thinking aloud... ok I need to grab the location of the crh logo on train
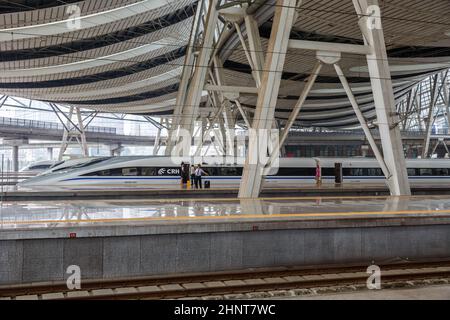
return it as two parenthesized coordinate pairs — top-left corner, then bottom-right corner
(158, 168), (179, 175)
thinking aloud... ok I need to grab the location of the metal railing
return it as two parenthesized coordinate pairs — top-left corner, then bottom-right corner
(286, 128), (450, 137)
(0, 116), (116, 134)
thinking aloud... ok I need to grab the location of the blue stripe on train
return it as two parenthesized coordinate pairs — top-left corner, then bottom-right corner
(62, 176), (450, 182)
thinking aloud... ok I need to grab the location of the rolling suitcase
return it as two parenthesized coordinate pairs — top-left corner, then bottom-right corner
(204, 180), (210, 189)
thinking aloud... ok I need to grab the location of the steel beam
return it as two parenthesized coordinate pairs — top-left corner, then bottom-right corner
(235, 99), (251, 128)
(204, 84), (258, 94)
(265, 61), (322, 168)
(244, 14), (265, 87)
(288, 39), (372, 55)
(334, 63), (390, 177)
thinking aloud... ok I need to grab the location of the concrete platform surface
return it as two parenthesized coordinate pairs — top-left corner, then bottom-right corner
(1, 195), (450, 240)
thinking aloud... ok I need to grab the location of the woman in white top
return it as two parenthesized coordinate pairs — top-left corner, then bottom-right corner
(194, 164), (208, 189)
(190, 165), (196, 188)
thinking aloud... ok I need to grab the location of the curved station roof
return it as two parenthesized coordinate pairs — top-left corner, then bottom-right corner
(0, 0), (449, 128)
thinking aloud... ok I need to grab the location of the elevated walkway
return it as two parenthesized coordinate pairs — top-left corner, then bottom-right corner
(0, 116), (154, 146)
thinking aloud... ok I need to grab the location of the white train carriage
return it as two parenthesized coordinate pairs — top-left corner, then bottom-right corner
(18, 156), (450, 188)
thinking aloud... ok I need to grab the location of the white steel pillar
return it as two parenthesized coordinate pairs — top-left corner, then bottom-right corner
(172, 0), (219, 156)
(166, 0), (205, 155)
(238, 0), (300, 198)
(353, 0), (410, 195)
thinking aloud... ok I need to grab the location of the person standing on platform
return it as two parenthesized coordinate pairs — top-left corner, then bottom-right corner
(194, 164), (208, 189)
(190, 165), (197, 189)
(315, 159), (322, 186)
(180, 162), (189, 188)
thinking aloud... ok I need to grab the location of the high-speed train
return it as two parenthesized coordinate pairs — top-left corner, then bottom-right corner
(17, 156), (450, 188)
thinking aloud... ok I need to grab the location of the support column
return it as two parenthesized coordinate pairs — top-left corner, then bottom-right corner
(110, 143), (122, 157)
(171, 0), (219, 156)
(353, 0), (410, 195)
(12, 145), (19, 172)
(47, 147), (54, 160)
(239, 0), (299, 198)
(166, 0), (204, 155)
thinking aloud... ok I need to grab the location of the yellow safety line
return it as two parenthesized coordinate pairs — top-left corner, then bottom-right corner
(4, 208), (450, 226)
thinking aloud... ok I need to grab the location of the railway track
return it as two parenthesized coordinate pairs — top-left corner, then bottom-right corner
(1, 261), (450, 300)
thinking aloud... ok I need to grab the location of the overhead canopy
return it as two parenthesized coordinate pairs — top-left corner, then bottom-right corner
(0, 0), (449, 128)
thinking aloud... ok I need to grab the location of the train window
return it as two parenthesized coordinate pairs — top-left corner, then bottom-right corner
(122, 168), (138, 176)
(432, 168), (449, 176)
(74, 157), (110, 169)
(97, 169), (111, 176)
(276, 168), (315, 176)
(204, 167), (217, 176)
(407, 168), (417, 176)
(28, 164), (52, 170)
(141, 167), (156, 176)
(367, 168), (383, 176)
(82, 167), (127, 176)
(343, 168), (365, 176)
(419, 168), (432, 176)
(322, 168), (335, 176)
(220, 167), (239, 176)
(49, 161), (64, 169)
(83, 169), (109, 176)
(109, 168), (123, 176)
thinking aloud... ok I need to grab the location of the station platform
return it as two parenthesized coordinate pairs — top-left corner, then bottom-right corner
(1, 195), (450, 285)
(3, 182), (450, 201)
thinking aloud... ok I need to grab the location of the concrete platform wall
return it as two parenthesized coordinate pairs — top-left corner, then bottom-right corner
(1, 224), (450, 285)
